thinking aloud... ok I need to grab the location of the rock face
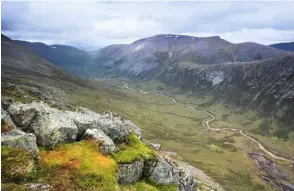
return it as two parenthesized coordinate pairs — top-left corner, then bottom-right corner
(7, 102), (78, 148)
(117, 160), (144, 184)
(82, 128), (117, 154)
(160, 56), (294, 139)
(1, 129), (39, 158)
(249, 152), (294, 191)
(148, 158), (181, 185)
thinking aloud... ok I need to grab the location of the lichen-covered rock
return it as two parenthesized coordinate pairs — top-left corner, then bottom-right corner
(1, 107), (17, 132)
(103, 110), (142, 139)
(82, 128), (117, 154)
(66, 109), (102, 138)
(67, 108), (141, 143)
(148, 158), (180, 185)
(117, 160), (144, 184)
(8, 102), (78, 148)
(179, 172), (197, 191)
(1, 129), (39, 158)
(25, 183), (52, 191)
(1, 146), (34, 182)
(28, 107), (78, 148)
(7, 103), (39, 131)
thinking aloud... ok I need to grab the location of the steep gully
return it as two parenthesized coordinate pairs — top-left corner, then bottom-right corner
(124, 83), (294, 163)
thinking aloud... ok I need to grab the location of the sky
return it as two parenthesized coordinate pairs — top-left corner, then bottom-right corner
(2, 1), (294, 50)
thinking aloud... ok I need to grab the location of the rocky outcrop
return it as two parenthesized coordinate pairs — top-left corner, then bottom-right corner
(117, 160), (144, 184)
(148, 157), (181, 185)
(2, 101), (198, 190)
(7, 102), (78, 148)
(82, 128), (117, 154)
(1, 129), (39, 158)
(249, 152), (294, 191)
(67, 109), (141, 143)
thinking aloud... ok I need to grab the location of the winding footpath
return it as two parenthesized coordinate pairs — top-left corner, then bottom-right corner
(124, 83), (294, 163)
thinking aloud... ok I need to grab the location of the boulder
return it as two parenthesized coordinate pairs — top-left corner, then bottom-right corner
(28, 107), (78, 148)
(8, 102), (78, 148)
(117, 160), (144, 184)
(1, 129), (39, 158)
(148, 157), (180, 185)
(66, 109), (102, 138)
(103, 111), (142, 139)
(179, 172), (197, 191)
(25, 183), (52, 191)
(82, 128), (117, 154)
(67, 108), (141, 143)
(1, 107), (17, 132)
(7, 103), (39, 131)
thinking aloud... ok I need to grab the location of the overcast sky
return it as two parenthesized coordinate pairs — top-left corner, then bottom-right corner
(2, 1), (294, 50)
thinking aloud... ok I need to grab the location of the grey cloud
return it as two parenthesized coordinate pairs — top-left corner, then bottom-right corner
(2, 1), (294, 49)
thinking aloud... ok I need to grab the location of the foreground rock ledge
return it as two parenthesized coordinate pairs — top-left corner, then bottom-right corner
(2, 101), (198, 190)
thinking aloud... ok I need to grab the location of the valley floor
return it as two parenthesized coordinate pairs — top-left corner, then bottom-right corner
(67, 78), (294, 191)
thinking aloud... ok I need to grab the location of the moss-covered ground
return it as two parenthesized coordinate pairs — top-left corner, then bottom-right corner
(114, 132), (156, 164)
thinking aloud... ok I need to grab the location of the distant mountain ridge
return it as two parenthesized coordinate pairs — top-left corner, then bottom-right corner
(89, 34), (293, 78)
(270, 42), (294, 52)
(6, 37), (92, 76)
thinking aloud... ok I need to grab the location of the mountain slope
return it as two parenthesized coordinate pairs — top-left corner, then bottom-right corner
(11, 38), (92, 76)
(159, 56), (294, 139)
(90, 34), (293, 78)
(270, 42), (294, 52)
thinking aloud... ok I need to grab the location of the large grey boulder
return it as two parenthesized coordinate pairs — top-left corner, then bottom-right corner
(148, 158), (181, 185)
(146, 156), (197, 191)
(1, 129), (39, 158)
(7, 103), (39, 131)
(28, 107), (78, 148)
(103, 111), (142, 139)
(179, 172), (197, 191)
(66, 108), (102, 138)
(117, 160), (144, 184)
(82, 128), (117, 154)
(67, 108), (141, 143)
(1, 107), (17, 131)
(7, 102), (78, 148)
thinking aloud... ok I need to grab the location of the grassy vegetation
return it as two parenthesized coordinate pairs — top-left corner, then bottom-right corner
(1, 146), (34, 183)
(66, 82), (276, 191)
(33, 140), (118, 191)
(114, 133), (156, 164)
(2, 75), (292, 190)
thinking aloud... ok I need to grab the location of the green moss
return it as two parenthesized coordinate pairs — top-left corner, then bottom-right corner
(1, 146), (34, 183)
(113, 133), (156, 163)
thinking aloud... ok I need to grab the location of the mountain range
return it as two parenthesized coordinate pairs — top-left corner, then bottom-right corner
(2, 34), (294, 140)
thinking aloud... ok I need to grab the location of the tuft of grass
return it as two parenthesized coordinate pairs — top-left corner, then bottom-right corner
(1, 146), (34, 183)
(33, 140), (118, 191)
(114, 133), (156, 164)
